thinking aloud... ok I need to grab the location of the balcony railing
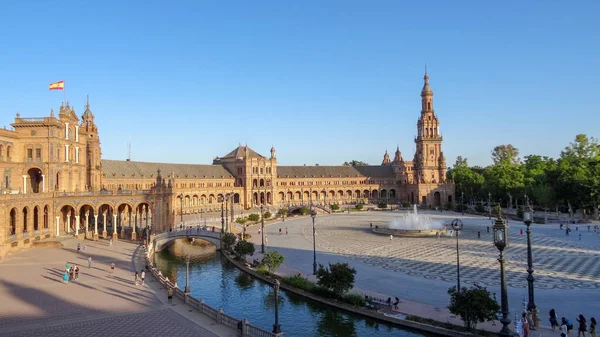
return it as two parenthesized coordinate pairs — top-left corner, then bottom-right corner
(18, 117), (46, 123)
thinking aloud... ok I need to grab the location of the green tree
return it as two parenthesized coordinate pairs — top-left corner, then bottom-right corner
(316, 263), (357, 297)
(234, 240), (255, 261)
(329, 203), (340, 211)
(448, 156), (485, 204)
(342, 160), (368, 166)
(278, 208), (288, 217)
(235, 217), (247, 224)
(248, 213), (260, 222)
(447, 285), (500, 331)
(263, 211), (272, 220)
(222, 232), (236, 251)
(377, 201), (387, 209)
(298, 207), (310, 215)
(354, 203), (364, 210)
(261, 250), (284, 273)
(491, 144), (520, 166)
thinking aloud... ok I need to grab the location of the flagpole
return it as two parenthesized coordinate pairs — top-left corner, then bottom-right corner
(63, 81), (66, 105)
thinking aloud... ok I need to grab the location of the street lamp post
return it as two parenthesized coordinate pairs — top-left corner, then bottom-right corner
(488, 192), (492, 219)
(220, 196), (224, 233)
(184, 255), (191, 302)
(311, 210), (317, 274)
(493, 215), (512, 336)
(225, 194), (229, 233)
(179, 193), (184, 227)
(451, 219), (463, 290)
(272, 279), (282, 333)
(261, 204), (265, 254)
(523, 205), (538, 328)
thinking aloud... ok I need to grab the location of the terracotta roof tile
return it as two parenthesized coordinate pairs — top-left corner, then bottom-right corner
(101, 160), (233, 179)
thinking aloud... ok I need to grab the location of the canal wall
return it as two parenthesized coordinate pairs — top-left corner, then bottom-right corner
(146, 240), (283, 337)
(221, 251), (478, 337)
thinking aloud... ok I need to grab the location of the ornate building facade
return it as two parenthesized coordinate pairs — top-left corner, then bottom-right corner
(0, 73), (453, 258)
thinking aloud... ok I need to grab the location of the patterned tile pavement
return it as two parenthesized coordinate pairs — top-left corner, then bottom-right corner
(0, 238), (235, 337)
(301, 213), (600, 290)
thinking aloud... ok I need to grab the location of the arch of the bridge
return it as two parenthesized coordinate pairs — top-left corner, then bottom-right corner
(154, 233), (221, 252)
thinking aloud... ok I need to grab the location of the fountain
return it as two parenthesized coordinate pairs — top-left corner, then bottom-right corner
(373, 205), (442, 237)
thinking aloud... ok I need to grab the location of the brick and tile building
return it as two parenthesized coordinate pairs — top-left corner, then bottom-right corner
(0, 73), (453, 258)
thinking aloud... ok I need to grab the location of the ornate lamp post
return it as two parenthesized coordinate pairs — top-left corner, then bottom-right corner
(225, 194), (229, 233)
(493, 215), (512, 336)
(272, 279), (282, 333)
(311, 210), (317, 275)
(260, 204), (265, 253)
(179, 193), (184, 227)
(523, 205), (538, 328)
(184, 255), (191, 299)
(451, 219), (463, 290)
(488, 192), (492, 219)
(220, 196), (224, 233)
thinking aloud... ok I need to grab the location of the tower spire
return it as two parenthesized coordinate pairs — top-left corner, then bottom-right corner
(86, 94), (90, 109)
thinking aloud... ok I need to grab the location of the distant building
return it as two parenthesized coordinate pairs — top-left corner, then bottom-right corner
(0, 73), (453, 258)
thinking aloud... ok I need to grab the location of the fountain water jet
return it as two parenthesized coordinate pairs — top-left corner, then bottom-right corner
(373, 205), (443, 237)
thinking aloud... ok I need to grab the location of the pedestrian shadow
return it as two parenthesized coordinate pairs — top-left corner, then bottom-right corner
(41, 275), (64, 284)
(106, 274), (136, 285)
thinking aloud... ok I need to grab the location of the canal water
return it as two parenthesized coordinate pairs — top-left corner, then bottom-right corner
(154, 239), (430, 337)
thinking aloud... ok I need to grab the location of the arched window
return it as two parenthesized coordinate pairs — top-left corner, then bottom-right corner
(6, 146), (11, 158)
(428, 102), (431, 110)
(23, 207), (28, 232)
(10, 208), (16, 235)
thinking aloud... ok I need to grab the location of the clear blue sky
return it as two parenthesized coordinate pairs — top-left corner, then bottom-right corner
(1, 1), (598, 167)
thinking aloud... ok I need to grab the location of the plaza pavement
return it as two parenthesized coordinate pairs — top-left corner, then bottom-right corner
(244, 210), (600, 334)
(0, 237), (238, 337)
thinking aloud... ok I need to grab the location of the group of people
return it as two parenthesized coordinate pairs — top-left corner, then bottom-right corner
(546, 309), (596, 337)
(62, 263), (79, 283)
(134, 269), (146, 285)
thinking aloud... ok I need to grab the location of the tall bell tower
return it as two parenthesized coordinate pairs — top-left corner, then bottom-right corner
(414, 68), (445, 185)
(81, 96), (102, 191)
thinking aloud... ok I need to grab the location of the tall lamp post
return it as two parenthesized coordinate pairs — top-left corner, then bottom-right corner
(260, 204), (265, 254)
(225, 194), (229, 233)
(220, 196), (224, 233)
(272, 279), (282, 333)
(493, 215), (512, 336)
(311, 210), (317, 274)
(523, 205), (538, 328)
(179, 193), (184, 228)
(451, 219), (463, 290)
(488, 192), (492, 219)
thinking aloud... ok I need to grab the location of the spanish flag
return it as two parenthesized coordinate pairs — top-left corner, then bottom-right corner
(49, 81), (64, 90)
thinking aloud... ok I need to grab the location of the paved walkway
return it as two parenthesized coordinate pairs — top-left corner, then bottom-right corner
(244, 212), (590, 336)
(0, 237), (238, 337)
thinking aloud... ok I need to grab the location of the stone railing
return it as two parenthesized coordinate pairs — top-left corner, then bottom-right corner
(145, 243), (282, 337)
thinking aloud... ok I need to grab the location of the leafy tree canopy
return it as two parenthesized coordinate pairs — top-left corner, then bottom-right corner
(343, 160), (368, 166)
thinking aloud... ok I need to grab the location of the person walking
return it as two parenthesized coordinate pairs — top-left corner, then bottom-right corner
(63, 270), (69, 284)
(83, 244), (87, 253)
(77, 243), (81, 253)
(521, 312), (530, 337)
(167, 287), (174, 303)
(577, 314), (587, 337)
(109, 238), (113, 247)
(140, 270), (145, 285)
(286, 227), (288, 235)
(134, 272), (139, 285)
(69, 266), (74, 281)
(74, 265), (79, 280)
(590, 318), (596, 337)
(550, 309), (559, 330)
(88, 256), (92, 269)
(110, 262), (115, 273)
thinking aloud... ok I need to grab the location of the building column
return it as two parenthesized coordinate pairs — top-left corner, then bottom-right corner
(65, 122), (69, 140)
(85, 214), (89, 234)
(65, 145), (69, 163)
(93, 212), (98, 241)
(131, 213), (137, 241)
(22, 175), (27, 194)
(66, 214), (71, 233)
(75, 125), (79, 142)
(75, 215), (80, 236)
(55, 216), (60, 236)
(102, 212), (107, 239)
(41, 174), (45, 193)
(112, 214), (118, 241)
(75, 147), (79, 164)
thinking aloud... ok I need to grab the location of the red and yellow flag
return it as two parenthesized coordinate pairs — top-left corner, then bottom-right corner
(49, 81), (64, 90)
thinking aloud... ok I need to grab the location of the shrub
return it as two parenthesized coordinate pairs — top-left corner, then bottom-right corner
(455, 204), (468, 212)
(263, 211), (272, 220)
(329, 203), (340, 211)
(261, 250), (284, 273)
(342, 292), (366, 307)
(401, 202), (411, 208)
(281, 275), (315, 292)
(236, 217), (247, 224)
(377, 201), (387, 209)
(355, 203), (364, 210)
(316, 262), (357, 296)
(278, 208), (288, 217)
(248, 213), (260, 222)
(222, 232), (236, 251)
(444, 203), (453, 210)
(447, 285), (500, 331)
(475, 204), (485, 213)
(299, 207), (310, 215)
